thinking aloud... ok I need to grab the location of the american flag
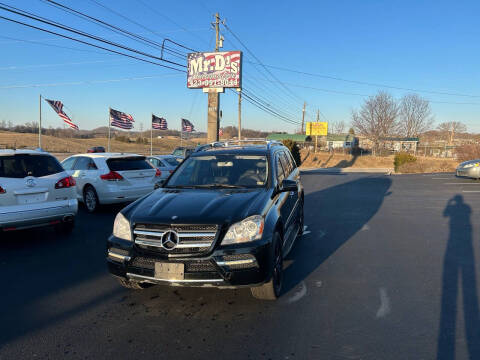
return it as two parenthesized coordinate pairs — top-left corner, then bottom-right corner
(219, 128), (224, 136)
(44, 99), (79, 130)
(181, 118), (194, 132)
(110, 108), (134, 130)
(152, 115), (167, 130)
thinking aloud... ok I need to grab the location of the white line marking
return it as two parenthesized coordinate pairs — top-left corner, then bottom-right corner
(376, 287), (391, 318)
(431, 177), (452, 179)
(463, 190), (480, 193)
(444, 183), (480, 185)
(286, 281), (307, 304)
(361, 224), (370, 231)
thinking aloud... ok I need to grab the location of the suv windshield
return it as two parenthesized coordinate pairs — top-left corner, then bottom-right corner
(166, 154), (268, 188)
(0, 154), (64, 178)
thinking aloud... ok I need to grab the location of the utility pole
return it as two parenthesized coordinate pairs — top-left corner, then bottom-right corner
(315, 109), (320, 153)
(301, 101), (306, 134)
(39, 94), (42, 149)
(207, 13), (224, 143)
(238, 89), (242, 140)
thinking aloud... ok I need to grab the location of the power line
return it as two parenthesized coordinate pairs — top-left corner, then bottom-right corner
(0, 73), (183, 89)
(249, 62), (480, 99)
(0, 15), (186, 72)
(0, 3), (186, 69)
(43, 0), (188, 61)
(222, 23), (304, 103)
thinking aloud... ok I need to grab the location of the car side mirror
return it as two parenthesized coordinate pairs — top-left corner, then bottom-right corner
(280, 179), (297, 193)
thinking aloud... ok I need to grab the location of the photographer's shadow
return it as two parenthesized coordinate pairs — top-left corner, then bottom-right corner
(437, 195), (480, 359)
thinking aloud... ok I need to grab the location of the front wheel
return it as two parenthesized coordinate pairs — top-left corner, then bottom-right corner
(251, 232), (283, 300)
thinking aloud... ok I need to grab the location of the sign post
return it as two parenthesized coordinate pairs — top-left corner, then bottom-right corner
(306, 122), (328, 153)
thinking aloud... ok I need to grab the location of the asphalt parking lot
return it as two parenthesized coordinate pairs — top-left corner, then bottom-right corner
(1, 172), (480, 359)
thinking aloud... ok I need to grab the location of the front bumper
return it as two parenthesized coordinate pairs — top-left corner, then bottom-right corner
(456, 166), (480, 179)
(107, 235), (273, 288)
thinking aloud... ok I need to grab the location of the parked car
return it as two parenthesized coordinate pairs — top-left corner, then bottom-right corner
(61, 153), (161, 212)
(171, 147), (194, 158)
(87, 146), (106, 153)
(456, 160), (480, 179)
(147, 155), (182, 179)
(107, 141), (304, 300)
(0, 149), (77, 232)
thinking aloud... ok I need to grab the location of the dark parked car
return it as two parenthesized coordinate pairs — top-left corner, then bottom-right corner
(107, 141), (304, 299)
(87, 146), (106, 153)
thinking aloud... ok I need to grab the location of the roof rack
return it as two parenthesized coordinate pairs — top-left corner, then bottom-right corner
(193, 139), (284, 153)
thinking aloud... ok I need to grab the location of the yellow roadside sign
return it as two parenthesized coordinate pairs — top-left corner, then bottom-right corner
(306, 122), (328, 136)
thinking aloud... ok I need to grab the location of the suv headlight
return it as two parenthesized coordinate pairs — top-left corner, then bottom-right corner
(464, 163), (479, 168)
(113, 212), (132, 241)
(222, 215), (264, 245)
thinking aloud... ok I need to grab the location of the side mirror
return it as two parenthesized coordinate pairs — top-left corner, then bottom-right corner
(280, 179), (297, 193)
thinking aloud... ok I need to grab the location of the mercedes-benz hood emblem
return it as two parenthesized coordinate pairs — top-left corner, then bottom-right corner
(161, 230), (179, 250)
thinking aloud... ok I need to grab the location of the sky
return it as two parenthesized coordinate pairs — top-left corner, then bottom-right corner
(0, 0), (479, 134)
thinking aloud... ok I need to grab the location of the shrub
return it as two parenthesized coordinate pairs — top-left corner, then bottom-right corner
(115, 135), (130, 143)
(394, 152), (417, 172)
(455, 144), (480, 162)
(282, 139), (301, 166)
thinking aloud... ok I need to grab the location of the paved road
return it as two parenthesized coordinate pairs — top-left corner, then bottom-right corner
(1, 173), (480, 359)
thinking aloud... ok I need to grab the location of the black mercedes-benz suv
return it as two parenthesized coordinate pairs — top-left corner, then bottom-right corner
(107, 141), (304, 299)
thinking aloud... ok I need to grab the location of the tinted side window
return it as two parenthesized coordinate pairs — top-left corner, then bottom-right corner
(61, 157), (77, 170)
(73, 157), (91, 170)
(276, 155), (285, 183)
(286, 150), (297, 169)
(107, 157), (153, 171)
(279, 152), (291, 177)
(0, 154), (63, 178)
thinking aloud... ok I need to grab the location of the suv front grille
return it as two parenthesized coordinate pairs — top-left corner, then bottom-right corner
(133, 224), (218, 255)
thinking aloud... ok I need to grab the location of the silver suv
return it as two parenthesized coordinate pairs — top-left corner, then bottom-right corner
(0, 149), (78, 232)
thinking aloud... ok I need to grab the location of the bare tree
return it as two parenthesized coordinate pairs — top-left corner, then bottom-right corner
(352, 91), (399, 153)
(437, 121), (467, 145)
(329, 120), (346, 134)
(398, 94), (434, 137)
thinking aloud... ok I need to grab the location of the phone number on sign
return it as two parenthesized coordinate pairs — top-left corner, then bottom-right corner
(190, 79), (240, 87)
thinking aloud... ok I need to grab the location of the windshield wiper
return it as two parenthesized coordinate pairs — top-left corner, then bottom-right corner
(164, 185), (196, 189)
(194, 184), (243, 189)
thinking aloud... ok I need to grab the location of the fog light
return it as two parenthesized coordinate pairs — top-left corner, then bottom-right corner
(215, 254), (258, 269)
(108, 248), (131, 263)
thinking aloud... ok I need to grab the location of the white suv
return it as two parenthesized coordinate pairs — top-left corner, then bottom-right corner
(61, 153), (161, 212)
(0, 149), (78, 232)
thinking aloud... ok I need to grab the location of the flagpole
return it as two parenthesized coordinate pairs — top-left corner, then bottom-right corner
(39, 94), (42, 149)
(108, 107), (111, 152)
(150, 114), (153, 156)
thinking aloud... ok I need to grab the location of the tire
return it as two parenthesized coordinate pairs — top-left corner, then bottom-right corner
(54, 217), (75, 234)
(251, 232), (283, 300)
(117, 278), (146, 290)
(83, 185), (99, 213)
(297, 199), (304, 237)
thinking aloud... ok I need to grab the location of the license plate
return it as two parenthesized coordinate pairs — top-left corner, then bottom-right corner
(154, 262), (184, 280)
(17, 193), (46, 205)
